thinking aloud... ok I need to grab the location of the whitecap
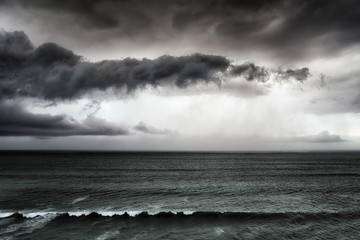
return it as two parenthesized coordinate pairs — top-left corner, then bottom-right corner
(71, 196), (89, 204)
(183, 210), (195, 215)
(96, 211), (125, 217)
(21, 211), (58, 218)
(0, 212), (14, 218)
(67, 211), (92, 217)
(126, 211), (142, 217)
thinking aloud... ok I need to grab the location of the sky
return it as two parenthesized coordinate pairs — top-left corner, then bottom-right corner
(0, 0), (359, 151)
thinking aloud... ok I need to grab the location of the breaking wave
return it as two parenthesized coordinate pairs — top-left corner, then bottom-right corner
(1, 210), (360, 220)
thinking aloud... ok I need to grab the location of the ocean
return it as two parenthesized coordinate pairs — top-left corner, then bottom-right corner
(1, 151), (360, 239)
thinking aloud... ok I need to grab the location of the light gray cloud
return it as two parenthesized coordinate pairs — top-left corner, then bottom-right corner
(82, 99), (101, 117)
(307, 69), (360, 114)
(294, 131), (344, 143)
(133, 121), (177, 135)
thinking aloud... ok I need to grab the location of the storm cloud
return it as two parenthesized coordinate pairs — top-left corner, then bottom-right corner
(1, 0), (359, 60)
(0, 31), (229, 100)
(0, 31), (310, 101)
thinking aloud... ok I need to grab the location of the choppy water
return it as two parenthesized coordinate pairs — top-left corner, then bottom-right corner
(1, 151), (360, 239)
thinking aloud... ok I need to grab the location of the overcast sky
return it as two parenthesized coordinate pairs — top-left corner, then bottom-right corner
(0, 0), (359, 150)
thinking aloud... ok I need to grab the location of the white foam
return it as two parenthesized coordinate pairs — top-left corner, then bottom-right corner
(183, 210), (195, 215)
(0, 212), (14, 218)
(96, 211), (125, 217)
(21, 211), (58, 218)
(67, 211), (92, 217)
(126, 211), (142, 217)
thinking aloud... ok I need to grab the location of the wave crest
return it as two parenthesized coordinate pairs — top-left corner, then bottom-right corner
(2, 210), (360, 220)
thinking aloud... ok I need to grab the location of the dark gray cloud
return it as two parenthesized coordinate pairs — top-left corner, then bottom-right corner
(295, 131), (344, 143)
(0, 31), (229, 100)
(1, 0), (359, 60)
(231, 63), (270, 82)
(0, 30), (33, 58)
(230, 63), (310, 83)
(133, 121), (176, 135)
(1, 0), (150, 30)
(0, 101), (129, 136)
(178, 0), (360, 58)
(0, 31), (310, 101)
(277, 68), (310, 82)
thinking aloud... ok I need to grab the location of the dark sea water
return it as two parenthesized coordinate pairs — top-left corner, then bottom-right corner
(1, 151), (360, 239)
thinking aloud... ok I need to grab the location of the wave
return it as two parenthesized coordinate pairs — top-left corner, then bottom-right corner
(71, 196), (89, 204)
(0, 212), (56, 237)
(1, 210), (360, 220)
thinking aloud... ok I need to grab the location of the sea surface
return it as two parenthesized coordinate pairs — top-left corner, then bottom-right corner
(1, 151), (360, 239)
